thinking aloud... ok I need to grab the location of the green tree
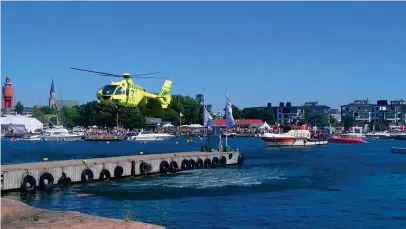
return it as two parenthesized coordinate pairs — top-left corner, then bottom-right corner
(342, 116), (355, 130)
(14, 101), (24, 114)
(303, 106), (312, 124)
(61, 106), (81, 127)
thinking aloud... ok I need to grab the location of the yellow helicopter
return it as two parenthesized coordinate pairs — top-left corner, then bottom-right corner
(71, 68), (172, 108)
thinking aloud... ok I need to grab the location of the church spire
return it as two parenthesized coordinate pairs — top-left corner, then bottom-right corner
(50, 79), (55, 93)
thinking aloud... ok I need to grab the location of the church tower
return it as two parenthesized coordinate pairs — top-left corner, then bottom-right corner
(49, 79), (57, 109)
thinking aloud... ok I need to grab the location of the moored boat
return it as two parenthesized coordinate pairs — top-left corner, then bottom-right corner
(128, 129), (175, 141)
(262, 125), (327, 147)
(42, 126), (82, 142)
(392, 133), (406, 141)
(328, 135), (367, 144)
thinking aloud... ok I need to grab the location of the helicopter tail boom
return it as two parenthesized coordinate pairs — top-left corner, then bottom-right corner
(157, 80), (172, 108)
(143, 80), (172, 108)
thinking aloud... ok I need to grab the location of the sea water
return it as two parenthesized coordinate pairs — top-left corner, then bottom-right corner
(2, 137), (406, 229)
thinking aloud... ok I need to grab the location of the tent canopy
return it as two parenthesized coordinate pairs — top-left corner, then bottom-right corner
(188, 124), (204, 128)
(258, 121), (271, 130)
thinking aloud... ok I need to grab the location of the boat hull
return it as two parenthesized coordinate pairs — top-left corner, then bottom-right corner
(328, 137), (367, 144)
(263, 137), (328, 147)
(133, 135), (175, 141)
(43, 136), (82, 142)
(394, 135), (406, 140)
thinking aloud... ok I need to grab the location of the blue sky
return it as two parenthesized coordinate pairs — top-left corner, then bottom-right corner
(2, 2), (406, 112)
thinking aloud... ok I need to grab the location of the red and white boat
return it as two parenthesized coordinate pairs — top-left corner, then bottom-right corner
(328, 135), (367, 144)
(262, 125), (328, 147)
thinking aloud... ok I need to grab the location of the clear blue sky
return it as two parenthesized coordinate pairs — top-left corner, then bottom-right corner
(2, 2), (406, 112)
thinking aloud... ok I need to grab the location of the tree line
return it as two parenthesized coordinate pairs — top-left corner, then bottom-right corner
(27, 94), (277, 129)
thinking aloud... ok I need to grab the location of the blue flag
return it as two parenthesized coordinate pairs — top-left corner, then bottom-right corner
(225, 91), (235, 129)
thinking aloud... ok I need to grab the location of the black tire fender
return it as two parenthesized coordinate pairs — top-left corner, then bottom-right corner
(219, 156), (227, 166)
(39, 172), (54, 190)
(140, 162), (150, 175)
(114, 166), (124, 178)
(99, 169), (111, 181)
(169, 161), (179, 173)
(81, 169), (94, 183)
(181, 159), (190, 170)
(212, 157), (219, 168)
(189, 159), (196, 169)
(21, 175), (36, 192)
(238, 154), (244, 165)
(196, 158), (203, 169)
(204, 158), (212, 168)
(160, 160), (169, 173)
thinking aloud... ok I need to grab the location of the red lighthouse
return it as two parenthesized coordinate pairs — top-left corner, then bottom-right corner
(2, 76), (14, 109)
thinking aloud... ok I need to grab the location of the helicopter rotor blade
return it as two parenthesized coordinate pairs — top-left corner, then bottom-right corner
(70, 68), (122, 77)
(132, 72), (160, 77)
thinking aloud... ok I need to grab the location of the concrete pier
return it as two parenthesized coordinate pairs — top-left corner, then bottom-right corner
(1, 151), (244, 192)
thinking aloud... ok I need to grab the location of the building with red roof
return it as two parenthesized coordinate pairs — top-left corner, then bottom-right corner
(213, 119), (263, 128)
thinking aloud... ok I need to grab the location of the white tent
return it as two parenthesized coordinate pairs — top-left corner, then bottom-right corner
(162, 123), (174, 127)
(258, 121), (271, 130)
(188, 124), (204, 128)
(1, 115), (43, 132)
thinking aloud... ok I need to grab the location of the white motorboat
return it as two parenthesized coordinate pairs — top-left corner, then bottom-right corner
(262, 125), (327, 147)
(42, 126), (82, 142)
(72, 126), (85, 137)
(364, 131), (392, 139)
(128, 129), (175, 141)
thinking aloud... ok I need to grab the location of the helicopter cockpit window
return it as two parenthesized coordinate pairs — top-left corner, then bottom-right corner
(115, 87), (125, 95)
(102, 85), (118, 95)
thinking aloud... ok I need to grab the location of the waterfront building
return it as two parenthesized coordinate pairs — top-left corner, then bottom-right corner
(253, 101), (330, 124)
(329, 109), (342, 123)
(341, 99), (406, 125)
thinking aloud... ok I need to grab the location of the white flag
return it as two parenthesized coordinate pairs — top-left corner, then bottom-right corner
(226, 91), (235, 129)
(180, 112), (183, 117)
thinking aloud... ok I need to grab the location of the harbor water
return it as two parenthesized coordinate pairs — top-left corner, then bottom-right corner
(2, 137), (406, 229)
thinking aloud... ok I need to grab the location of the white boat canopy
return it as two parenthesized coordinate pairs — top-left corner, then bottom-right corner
(162, 123), (174, 127)
(258, 121), (271, 130)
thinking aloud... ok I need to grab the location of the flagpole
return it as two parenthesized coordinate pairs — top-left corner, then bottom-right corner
(203, 94), (206, 147)
(225, 90), (228, 147)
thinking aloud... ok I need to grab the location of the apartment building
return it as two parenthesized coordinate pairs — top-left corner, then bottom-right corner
(341, 99), (406, 125)
(255, 101), (330, 124)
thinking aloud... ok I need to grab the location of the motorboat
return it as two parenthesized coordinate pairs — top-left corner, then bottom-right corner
(22, 128), (43, 141)
(42, 126), (82, 142)
(221, 132), (237, 138)
(128, 129), (175, 141)
(262, 125), (327, 147)
(328, 135), (367, 144)
(72, 126), (85, 137)
(392, 132), (406, 140)
(364, 131), (392, 139)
